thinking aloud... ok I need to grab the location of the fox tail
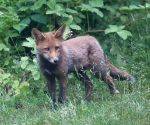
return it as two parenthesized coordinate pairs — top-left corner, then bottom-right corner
(106, 60), (135, 84)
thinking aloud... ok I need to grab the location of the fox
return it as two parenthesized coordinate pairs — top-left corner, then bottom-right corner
(32, 24), (135, 104)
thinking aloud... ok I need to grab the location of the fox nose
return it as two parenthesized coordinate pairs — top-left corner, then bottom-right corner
(54, 59), (58, 63)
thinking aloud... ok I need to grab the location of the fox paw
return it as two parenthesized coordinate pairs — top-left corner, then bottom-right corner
(115, 89), (120, 94)
(111, 89), (120, 95)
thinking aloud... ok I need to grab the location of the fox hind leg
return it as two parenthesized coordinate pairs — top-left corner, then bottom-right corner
(88, 48), (119, 94)
(74, 69), (93, 101)
(90, 61), (119, 94)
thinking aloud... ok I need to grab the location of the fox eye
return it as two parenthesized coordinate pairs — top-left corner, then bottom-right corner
(55, 46), (59, 50)
(44, 48), (50, 51)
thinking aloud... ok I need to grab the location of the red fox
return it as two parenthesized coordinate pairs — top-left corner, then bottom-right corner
(32, 24), (135, 104)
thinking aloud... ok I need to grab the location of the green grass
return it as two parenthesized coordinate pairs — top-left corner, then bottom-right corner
(0, 77), (150, 125)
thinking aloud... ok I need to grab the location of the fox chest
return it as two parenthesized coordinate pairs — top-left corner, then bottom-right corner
(40, 65), (59, 76)
(39, 63), (67, 77)
(43, 67), (56, 76)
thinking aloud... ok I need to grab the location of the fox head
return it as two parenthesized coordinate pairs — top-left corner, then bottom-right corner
(32, 24), (66, 64)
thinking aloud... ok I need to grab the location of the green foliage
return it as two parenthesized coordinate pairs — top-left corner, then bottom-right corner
(0, 70), (30, 97)
(0, 43), (9, 51)
(12, 81), (30, 96)
(78, 0), (104, 17)
(22, 37), (36, 54)
(105, 25), (132, 40)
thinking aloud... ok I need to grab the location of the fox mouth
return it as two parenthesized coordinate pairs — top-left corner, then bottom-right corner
(48, 58), (59, 64)
(42, 54), (59, 64)
(41, 56), (58, 64)
(44, 56), (58, 64)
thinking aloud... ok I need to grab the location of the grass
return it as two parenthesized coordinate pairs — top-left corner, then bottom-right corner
(0, 76), (150, 125)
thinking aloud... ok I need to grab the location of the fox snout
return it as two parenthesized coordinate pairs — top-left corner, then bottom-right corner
(46, 56), (59, 64)
(52, 58), (59, 63)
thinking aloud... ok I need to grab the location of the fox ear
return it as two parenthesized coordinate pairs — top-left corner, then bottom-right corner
(32, 28), (46, 41)
(54, 24), (66, 39)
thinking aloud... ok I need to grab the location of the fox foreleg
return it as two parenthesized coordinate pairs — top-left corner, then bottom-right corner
(46, 75), (56, 106)
(57, 76), (68, 103)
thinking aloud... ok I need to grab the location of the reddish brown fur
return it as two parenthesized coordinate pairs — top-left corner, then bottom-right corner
(32, 24), (135, 105)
